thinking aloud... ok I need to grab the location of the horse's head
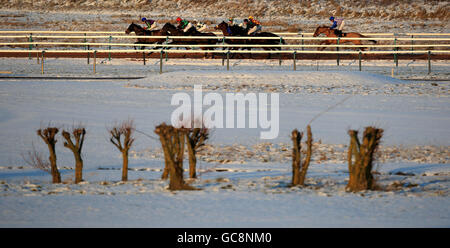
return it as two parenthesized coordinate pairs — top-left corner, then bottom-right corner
(160, 22), (176, 35)
(125, 22), (141, 34)
(125, 22), (134, 34)
(162, 22), (176, 31)
(214, 21), (228, 32)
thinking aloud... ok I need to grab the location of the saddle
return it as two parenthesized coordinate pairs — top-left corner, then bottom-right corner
(334, 29), (346, 37)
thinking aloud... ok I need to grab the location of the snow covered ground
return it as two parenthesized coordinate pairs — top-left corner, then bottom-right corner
(0, 57), (449, 227)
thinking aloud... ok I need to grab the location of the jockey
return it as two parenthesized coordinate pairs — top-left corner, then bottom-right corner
(227, 18), (235, 35)
(228, 17), (235, 26)
(329, 16), (345, 37)
(141, 17), (157, 31)
(176, 17), (195, 34)
(193, 19), (207, 32)
(246, 16), (262, 35)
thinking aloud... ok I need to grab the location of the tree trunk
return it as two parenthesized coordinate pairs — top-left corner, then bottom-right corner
(48, 145), (61, 184)
(291, 129), (302, 186)
(291, 125), (313, 186)
(37, 128), (61, 184)
(186, 139), (197, 179)
(74, 153), (83, 184)
(155, 123), (196, 190)
(347, 127), (383, 192)
(122, 150), (128, 181)
(159, 135), (170, 180)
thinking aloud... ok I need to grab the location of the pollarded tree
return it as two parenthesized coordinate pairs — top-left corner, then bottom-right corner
(185, 123), (209, 179)
(291, 125), (313, 186)
(347, 127), (384, 192)
(154, 123), (195, 190)
(62, 126), (86, 184)
(109, 119), (135, 181)
(35, 127), (61, 183)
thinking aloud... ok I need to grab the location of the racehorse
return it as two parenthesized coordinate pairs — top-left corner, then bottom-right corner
(313, 26), (377, 51)
(125, 22), (165, 49)
(214, 21), (285, 59)
(160, 23), (219, 58)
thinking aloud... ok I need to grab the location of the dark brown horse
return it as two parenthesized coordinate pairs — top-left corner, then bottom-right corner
(214, 21), (284, 59)
(313, 26), (377, 51)
(160, 23), (219, 58)
(125, 22), (165, 49)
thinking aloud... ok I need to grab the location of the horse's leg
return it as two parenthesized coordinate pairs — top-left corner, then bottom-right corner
(134, 41), (140, 50)
(264, 47), (271, 60)
(353, 40), (364, 51)
(201, 47), (208, 59)
(318, 41), (327, 51)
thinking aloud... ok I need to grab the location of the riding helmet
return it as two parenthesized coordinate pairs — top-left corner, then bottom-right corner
(329, 16), (335, 21)
(176, 17), (182, 22)
(141, 17), (147, 22)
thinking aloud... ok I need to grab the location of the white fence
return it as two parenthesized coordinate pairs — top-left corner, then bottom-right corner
(0, 30), (449, 74)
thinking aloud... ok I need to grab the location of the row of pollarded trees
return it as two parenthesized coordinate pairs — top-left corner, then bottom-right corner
(26, 121), (135, 184)
(26, 126), (87, 184)
(27, 119), (209, 187)
(290, 125), (384, 192)
(27, 120), (382, 193)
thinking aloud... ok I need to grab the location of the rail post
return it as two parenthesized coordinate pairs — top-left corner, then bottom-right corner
(279, 37), (283, 66)
(336, 37), (340, 66)
(165, 35), (169, 61)
(226, 49), (230, 71)
(93, 50), (97, 74)
(301, 34), (304, 51)
(394, 37), (398, 67)
(143, 52), (146, 65)
(160, 49), (163, 74)
(222, 37), (226, 66)
(411, 35), (414, 52)
(87, 45), (90, 64)
(359, 51), (362, 71)
(108, 35), (112, 61)
(84, 33), (87, 50)
(428, 50), (431, 75)
(293, 50), (297, 71)
(36, 51), (39, 64)
(41, 51), (45, 74)
(28, 33), (33, 60)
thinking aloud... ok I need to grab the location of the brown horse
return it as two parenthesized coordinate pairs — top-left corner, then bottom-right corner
(125, 22), (165, 49)
(313, 26), (376, 51)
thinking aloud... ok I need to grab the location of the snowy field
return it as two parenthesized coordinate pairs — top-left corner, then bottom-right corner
(0, 57), (449, 227)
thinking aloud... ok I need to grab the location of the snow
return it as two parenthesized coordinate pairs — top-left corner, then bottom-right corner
(0, 56), (449, 227)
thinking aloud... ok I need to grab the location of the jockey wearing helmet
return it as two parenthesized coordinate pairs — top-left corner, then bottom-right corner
(141, 17), (157, 31)
(176, 17), (196, 34)
(227, 17), (235, 35)
(329, 16), (345, 37)
(246, 16), (262, 35)
(193, 19), (207, 32)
